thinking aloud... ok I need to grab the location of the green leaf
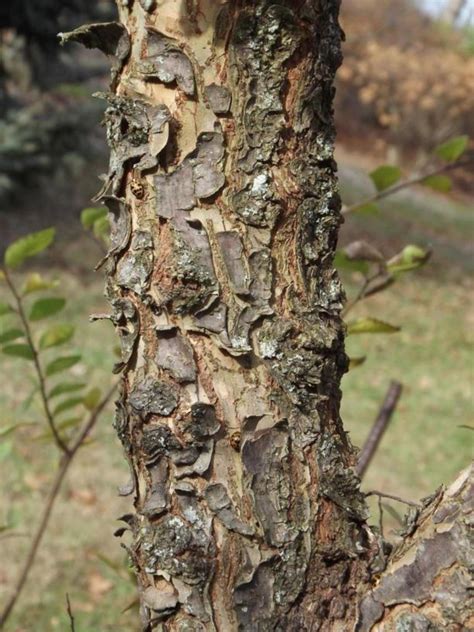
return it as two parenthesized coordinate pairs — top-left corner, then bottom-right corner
(387, 244), (431, 274)
(347, 318), (401, 335)
(49, 382), (86, 399)
(39, 324), (74, 349)
(348, 356), (366, 370)
(93, 216), (110, 242)
(36, 417), (82, 441)
(370, 165), (402, 192)
(3, 344), (35, 360)
(0, 421), (37, 438)
(351, 202), (380, 216)
(434, 135), (469, 162)
(334, 251), (369, 275)
(0, 302), (13, 317)
(422, 174), (452, 192)
(53, 397), (84, 416)
(80, 206), (108, 229)
(4, 228), (55, 268)
(83, 387), (101, 411)
(29, 297), (65, 321)
(45, 355), (81, 376)
(22, 272), (59, 295)
(0, 328), (24, 344)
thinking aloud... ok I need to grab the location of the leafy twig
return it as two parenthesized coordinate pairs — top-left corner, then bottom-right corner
(3, 268), (69, 454)
(0, 383), (117, 628)
(342, 156), (473, 215)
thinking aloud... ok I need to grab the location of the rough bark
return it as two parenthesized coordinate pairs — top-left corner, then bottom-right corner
(358, 465), (473, 632)
(64, 1), (473, 630)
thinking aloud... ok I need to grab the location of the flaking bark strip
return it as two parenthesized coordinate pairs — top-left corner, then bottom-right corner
(59, 22), (130, 89)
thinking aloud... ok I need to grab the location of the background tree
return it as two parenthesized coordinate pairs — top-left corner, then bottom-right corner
(60, 1), (472, 630)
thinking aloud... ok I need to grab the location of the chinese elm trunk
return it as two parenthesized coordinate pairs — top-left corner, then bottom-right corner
(100, 1), (374, 628)
(61, 1), (473, 631)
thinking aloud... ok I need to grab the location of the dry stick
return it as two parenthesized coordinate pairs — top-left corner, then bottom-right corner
(0, 383), (117, 628)
(3, 269), (70, 454)
(356, 380), (403, 479)
(342, 156), (473, 215)
(66, 594), (76, 632)
(365, 490), (420, 509)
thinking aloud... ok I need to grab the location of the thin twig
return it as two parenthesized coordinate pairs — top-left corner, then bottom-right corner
(0, 383), (117, 628)
(365, 490), (420, 508)
(342, 156), (473, 215)
(66, 594), (76, 632)
(356, 381), (403, 478)
(3, 268), (70, 454)
(341, 269), (383, 316)
(377, 495), (384, 539)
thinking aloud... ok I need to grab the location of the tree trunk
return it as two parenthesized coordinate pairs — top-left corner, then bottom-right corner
(62, 1), (473, 630)
(441, 0), (468, 24)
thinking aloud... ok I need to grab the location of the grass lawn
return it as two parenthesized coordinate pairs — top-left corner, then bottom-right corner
(0, 162), (472, 629)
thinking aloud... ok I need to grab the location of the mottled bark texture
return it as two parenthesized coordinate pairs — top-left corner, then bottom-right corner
(358, 466), (474, 632)
(62, 1), (473, 630)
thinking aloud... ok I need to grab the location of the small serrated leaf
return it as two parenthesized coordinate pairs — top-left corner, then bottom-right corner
(4, 228), (55, 268)
(49, 382), (86, 398)
(387, 244), (431, 274)
(29, 297), (66, 321)
(45, 355), (81, 376)
(3, 344), (35, 360)
(22, 272), (59, 296)
(347, 318), (400, 335)
(80, 206), (108, 229)
(0, 328), (24, 344)
(434, 135), (469, 162)
(422, 174), (452, 192)
(370, 165), (402, 192)
(83, 387), (101, 411)
(39, 324), (74, 349)
(53, 397), (84, 416)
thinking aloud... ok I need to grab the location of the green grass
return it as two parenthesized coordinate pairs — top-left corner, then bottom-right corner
(0, 171), (473, 629)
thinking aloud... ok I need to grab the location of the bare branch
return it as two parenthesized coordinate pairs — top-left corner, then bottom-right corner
(66, 594), (76, 632)
(365, 490), (420, 508)
(356, 381), (403, 478)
